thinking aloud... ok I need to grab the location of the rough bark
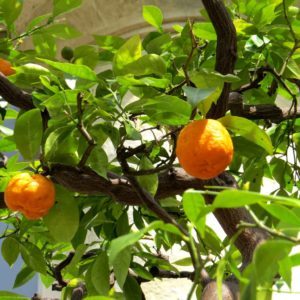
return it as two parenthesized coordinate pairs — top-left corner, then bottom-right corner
(202, 0), (237, 119)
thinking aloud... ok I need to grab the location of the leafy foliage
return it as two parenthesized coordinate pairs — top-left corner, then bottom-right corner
(0, 0), (300, 299)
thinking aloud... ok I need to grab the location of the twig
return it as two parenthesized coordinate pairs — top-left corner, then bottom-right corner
(76, 93), (96, 168)
(237, 209), (300, 244)
(52, 252), (75, 289)
(183, 20), (198, 86)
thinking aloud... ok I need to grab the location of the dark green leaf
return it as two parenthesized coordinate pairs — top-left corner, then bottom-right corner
(113, 247), (131, 288)
(260, 203), (300, 227)
(14, 109), (43, 160)
(91, 251), (110, 295)
(183, 86), (217, 109)
(43, 185), (79, 242)
(125, 95), (192, 126)
(1, 237), (19, 267)
(136, 156), (158, 196)
(254, 240), (293, 284)
(44, 125), (77, 162)
(20, 242), (47, 274)
(123, 275), (143, 300)
(86, 147), (108, 179)
(53, 0), (83, 17)
(0, 0), (23, 27)
(109, 221), (163, 265)
(13, 266), (35, 289)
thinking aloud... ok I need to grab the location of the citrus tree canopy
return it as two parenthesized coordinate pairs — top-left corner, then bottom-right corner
(0, 0), (300, 299)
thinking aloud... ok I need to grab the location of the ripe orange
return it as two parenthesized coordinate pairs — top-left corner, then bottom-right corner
(4, 173), (55, 220)
(176, 119), (233, 180)
(0, 58), (15, 76)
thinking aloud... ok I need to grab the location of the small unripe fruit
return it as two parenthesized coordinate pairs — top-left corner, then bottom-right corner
(61, 46), (74, 61)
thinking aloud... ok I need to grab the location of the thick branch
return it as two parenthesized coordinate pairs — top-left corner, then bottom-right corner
(0, 73), (34, 110)
(45, 165), (267, 265)
(0, 165), (267, 281)
(202, 0), (237, 118)
(228, 92), (300, 122)
(228, 92), (300, 123)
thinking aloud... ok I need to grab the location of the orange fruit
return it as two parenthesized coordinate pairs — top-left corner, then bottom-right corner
(4, 173), (55, 220)
(176, 119), (233, 180)
(0, 58), (15, 76)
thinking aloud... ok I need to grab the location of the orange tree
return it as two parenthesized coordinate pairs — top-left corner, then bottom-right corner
(0, 0), (300, 299)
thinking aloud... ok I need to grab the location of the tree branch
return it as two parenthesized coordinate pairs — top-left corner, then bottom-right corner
(228, 92), (300, 122)
(202, 0), (237, 118)
(0, 73), (34, 110)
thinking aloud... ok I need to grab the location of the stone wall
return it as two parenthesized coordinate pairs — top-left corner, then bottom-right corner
(16, 0), (203, 50)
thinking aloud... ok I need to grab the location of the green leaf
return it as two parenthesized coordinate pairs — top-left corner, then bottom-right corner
(254, 240), (293, 284)
(143, 5), (163, 32)
(14, 109), (43, 160)
(113, 35), (142, 75)
(117, 75), (170, 89)
(91, 251), (110, 295)
(136, 156), (158, 196)
(182, 190), (206, 237)
(193, 22), (216, 40)
(38, 58), (97, 81)
(44, 125), (77, 161)
(260, 203), (300, 227)
(84, 297), (115, 300)
(113, 247), (131, 289)
(26, 13), (51, 32)
(0, 291), (29, 300)
(292, 132), (300, 161)
(109, 221), (163, 265)
(14, 63), (50, 76)
(218, 115), (273, 155)
(32, 34), (56, 58)
(0, 0), (23, 27)
(13, 266), (35, 289)
(120, 54), (167, 76)
(94, 35), (125, 52)
(20, 242), (47, 274)
(216, 258), (227, 300)
(39, 24), (81, 40)
(278, 256), (292, 288)
(183, 86), (217, 109)
(213, 190), (300, 209)
(123, 275), (143, 300)
(53, 0), (83, 17)
(189, 70), (224, 115)
(43, 185), (79, 242)
(86, 147), (108, 179)
(0, 137), (15, 152)
(65, 244), (88, 277)
(125, 95), (192, 126)
(1, 237), (19, 267)
(269, 157), (293, 191)
(42, 90), (79, 117)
